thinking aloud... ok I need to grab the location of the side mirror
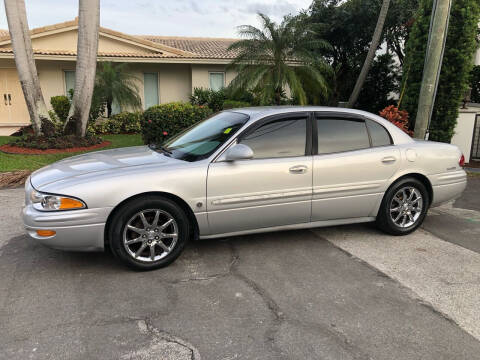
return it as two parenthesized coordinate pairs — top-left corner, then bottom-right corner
(223, 144), (254, 161)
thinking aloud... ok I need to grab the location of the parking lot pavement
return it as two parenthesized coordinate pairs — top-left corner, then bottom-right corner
(2, 188), (480, 359)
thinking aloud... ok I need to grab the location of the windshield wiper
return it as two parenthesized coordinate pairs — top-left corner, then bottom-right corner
(160, 146), (172, 154)
(149, 144), (172, 156)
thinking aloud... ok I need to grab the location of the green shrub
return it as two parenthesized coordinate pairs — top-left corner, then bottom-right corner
(141, 102), (212, 145)
(50, 95), (70, 123)
(222, 100), (251, 109)
(190, 87), (226, 112)
(470, 65), (480, 103)
(93, 111), (142, 135)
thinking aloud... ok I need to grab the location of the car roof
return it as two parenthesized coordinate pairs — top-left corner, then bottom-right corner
(226, 106), (374, 118)
(225, 106), (414, 145)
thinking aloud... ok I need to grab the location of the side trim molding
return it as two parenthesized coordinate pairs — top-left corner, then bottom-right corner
(200, 216), (376, 239)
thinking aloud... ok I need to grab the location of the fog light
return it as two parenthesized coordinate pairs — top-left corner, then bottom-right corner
(36, 230), (56, 237)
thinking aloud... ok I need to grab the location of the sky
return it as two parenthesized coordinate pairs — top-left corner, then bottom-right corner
(0, 0), (312, 38)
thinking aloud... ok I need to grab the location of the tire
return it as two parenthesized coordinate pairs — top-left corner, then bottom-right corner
(376, 177), (429, 236)
(108, 196), (190, 270)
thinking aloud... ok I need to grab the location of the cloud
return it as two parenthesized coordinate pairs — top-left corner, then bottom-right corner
(245, 1), (297, 18)
(0, 0), (311, 38)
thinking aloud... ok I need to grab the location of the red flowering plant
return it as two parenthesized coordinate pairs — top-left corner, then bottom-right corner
(378, 105), (413, 136)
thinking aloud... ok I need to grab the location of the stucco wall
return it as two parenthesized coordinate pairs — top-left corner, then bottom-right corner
(451, 109), (478, 162)
(19, 60), (193, 111)
(8, 29), (157, 55)
(191, 64), (236, 91)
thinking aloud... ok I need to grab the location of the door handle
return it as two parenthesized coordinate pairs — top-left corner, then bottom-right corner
(8, 94), (11, 105)
(289, 165), (308, 174)
(3, 94), (6, 105)
(381, 156), (396, 163)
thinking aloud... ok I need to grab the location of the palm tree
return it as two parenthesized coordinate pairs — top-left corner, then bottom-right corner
(64, 0), (100, 137)
(347, 0), (391, 108)
(4, 0), (48, 135)
(95, 62), (142, 117)
(228, 13), (332, 105)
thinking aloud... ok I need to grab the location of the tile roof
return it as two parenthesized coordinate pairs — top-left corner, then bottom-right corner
(0, 48), (186, 58)
(0, 19), (241, 60)
(140, 36), (239, 59)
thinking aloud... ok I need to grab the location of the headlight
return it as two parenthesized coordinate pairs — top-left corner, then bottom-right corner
(30, 190), (86, 211)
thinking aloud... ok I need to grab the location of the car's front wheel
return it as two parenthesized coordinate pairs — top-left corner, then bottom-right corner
(109, 196), (190, 270)
(376, 177), (429, 235)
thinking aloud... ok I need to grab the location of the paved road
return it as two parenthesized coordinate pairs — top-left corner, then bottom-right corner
(1, 180), (480, 359)
(423, 177), (480, 253)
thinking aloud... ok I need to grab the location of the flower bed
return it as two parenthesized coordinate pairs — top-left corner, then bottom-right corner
(0, 140), (111, 155)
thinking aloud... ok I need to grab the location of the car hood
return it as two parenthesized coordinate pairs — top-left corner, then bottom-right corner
(30, 146), (180, 189)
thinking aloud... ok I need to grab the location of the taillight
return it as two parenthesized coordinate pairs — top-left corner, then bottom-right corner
(459, 154), (465, 167)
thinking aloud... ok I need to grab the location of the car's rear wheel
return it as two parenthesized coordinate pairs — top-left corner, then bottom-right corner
(109, 196), (190, 270)
(376, 177), (429, 235)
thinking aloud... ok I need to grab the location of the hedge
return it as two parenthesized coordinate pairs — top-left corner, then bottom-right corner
(141, 102), (212, 145)
(93, 111), (142, 134)
(222, 100), (251, 109)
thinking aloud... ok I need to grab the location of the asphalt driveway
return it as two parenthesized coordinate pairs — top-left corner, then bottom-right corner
(1, 180), (480, 359)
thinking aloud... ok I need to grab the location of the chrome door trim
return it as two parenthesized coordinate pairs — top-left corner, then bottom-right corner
(313, 181), (381, 195)
(211, 188), (312, 206)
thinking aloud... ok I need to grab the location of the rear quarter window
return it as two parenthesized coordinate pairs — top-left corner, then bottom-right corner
(366, 119), (392, 147)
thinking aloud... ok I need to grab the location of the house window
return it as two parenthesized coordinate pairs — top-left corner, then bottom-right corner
(64, 70), (75, 95)
(144, 73), (159, 109)
(209, 72), (225, 91)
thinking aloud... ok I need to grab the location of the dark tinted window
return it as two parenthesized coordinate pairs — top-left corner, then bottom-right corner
(316, 118), (370, 154)
(366, 119), (392, 147)
(240, 118), (306, 159)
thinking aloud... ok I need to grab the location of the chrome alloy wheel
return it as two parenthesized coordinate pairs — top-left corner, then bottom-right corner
(123, 209), (178, 262)
(389, 186), (423, 228)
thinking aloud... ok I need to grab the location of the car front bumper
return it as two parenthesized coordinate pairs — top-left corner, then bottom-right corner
(22, 205), (113, 251)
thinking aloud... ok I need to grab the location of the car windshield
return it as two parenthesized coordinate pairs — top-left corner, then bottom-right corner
(161, 111), (249, 161)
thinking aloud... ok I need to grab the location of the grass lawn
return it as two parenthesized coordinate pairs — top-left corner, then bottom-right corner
(0, 134), (143, 172)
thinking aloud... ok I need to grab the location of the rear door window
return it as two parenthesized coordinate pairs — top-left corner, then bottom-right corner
(316, 118), (370, 154)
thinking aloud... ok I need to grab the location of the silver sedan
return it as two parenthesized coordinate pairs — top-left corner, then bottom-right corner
(23, 107), (467, 270)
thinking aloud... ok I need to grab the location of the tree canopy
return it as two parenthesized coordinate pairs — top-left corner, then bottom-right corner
(228, 13), (332, 105)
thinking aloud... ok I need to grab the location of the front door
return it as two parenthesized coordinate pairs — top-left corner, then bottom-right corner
(312, 114), (400, 221)
(0, 68), (30, 128)
(207, 114), (313, 235)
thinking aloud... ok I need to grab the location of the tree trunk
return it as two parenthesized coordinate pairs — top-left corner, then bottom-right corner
(347, 0), (391, 108)
(106, 101), (112, 118)
(4, 0), (48, 135)
(64, 0), (100, 137)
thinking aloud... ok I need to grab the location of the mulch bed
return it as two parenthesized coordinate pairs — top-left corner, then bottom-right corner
(0, 141), (111, 155)
(0, 170), (31, 189)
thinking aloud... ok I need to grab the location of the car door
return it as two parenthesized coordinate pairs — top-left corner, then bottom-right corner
(206, 113), (313, 235)
(312, 113), (400, 221)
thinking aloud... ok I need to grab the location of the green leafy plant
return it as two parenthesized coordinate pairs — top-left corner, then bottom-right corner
(92, 112), (142, 135)
(400, 0), (480, 142)
(189, 88), (226, 112)
(95, 62), (142, 117)
(470, 65), (480, 103)
(222, 100), (251, 109)
(228, 13), (332, 105)
(50, 96), (70, 123)
(141, 102), (212, 145)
